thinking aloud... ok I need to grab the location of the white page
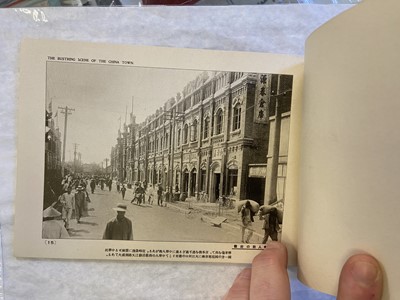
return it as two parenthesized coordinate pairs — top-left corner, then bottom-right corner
(298, 0), (400, 298)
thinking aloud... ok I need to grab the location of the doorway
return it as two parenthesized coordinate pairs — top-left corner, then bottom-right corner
(213, 173), (221, 203)
(247, 177), (265, 204)
(190, 169), (197, 196)
(183, 169), (189, 193)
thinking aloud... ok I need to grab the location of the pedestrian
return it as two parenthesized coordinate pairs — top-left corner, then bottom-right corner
(79, 179), (87, 189)
(121, 184), (126, 200)
(82, 186), (91, 217)
(75, 186), (86, 223)
(157, 184), (164, 206)
(42, 206), (69, 239)
(102, 203), (133, 240)
(59, 186), (75, 230)
(146, 184), (155, 205)
(61, 176), (70, 193)
(90, 179), (96, 194)
(143, 180), (148, 191)
(100, 179), (104, 190)
(260, 207), (280, 244)
(240, 200), (255, 243)
(131, 182), (145, 205)
(74, 178), (80, 190)
(108, 179), (112, 192)
(116, 181), (121, 193)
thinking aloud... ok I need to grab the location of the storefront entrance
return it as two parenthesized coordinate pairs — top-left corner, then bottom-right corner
(247, 177), (265, 203)
(247, 164), (267, 204)
(190, 169), (197, 196)
(183, 169), (189, 193)
(213, 173), (221, 202)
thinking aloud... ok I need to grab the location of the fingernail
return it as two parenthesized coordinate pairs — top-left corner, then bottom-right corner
(351, 260), (380, 288)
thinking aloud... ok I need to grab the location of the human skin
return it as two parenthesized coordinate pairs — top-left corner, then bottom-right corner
(223, 242), (383, 300)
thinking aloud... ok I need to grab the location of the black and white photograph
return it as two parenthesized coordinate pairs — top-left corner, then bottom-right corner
(14, 40), (301, 263)
(43, 60), (293, 245)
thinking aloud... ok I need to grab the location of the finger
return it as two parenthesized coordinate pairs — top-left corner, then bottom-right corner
(337, 254), (383, 300)
(223, 268), (252, 300)
(250, 242), (290, 300)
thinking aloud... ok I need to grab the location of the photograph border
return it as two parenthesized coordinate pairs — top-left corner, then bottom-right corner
(14, 39), (303, 264)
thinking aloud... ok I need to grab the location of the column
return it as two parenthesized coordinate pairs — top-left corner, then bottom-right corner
(265, 96), (281, 205)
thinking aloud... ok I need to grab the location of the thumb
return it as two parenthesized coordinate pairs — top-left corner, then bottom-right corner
(337, 254), (383, 300)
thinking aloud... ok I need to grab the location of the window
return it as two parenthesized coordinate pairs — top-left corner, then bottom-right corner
(184, 98), (191, 111)
(178, 102), (183, 113)
(194, 92), (201, 105)
(177, 128), (181, 146)
(227, 169), (238, 196)
(200, 169), (206, 192)
(204, 84), (212, 99)
(216, 109), (223, 135)
(165, 133), (169, 149)
(192, 119), (198, 142)
(203, 116), (210, 139)
(233, 105), (241, 131)
(184, 124), (189, 144)
(233, 72), (244, 82)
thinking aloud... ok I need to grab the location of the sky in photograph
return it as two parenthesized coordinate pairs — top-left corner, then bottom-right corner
(46, 61), (203, 165)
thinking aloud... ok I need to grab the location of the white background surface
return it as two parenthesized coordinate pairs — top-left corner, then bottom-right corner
(0, 5), (350, 299)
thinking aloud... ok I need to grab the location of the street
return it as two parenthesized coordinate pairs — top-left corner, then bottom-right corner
(66, 183), (244, 243)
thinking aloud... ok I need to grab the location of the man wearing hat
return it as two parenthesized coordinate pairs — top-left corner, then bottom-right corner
(42, 206), (70, 239)
(59, 186), (75, 230)
(102, 203), (133, 240)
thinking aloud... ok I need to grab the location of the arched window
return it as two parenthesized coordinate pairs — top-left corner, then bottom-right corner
(227, 168), (238, 196)
(192, 119), (198, 141)
(216, 109), (223, 135)
(203, 116), (210, 139)
(184, 124), (189, 144)
(177, 128), (181, 146)
(165, 133), (169, 149)
(233, 104), (241, 131)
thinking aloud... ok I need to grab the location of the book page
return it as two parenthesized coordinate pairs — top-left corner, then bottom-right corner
(14, 39), (303, 265)
(298, 0), (400, 298)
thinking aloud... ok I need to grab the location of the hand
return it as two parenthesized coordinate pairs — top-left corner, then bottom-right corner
(223, 242), (383, 300)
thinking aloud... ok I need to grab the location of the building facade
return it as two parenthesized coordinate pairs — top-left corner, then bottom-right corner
(44, 107), (63, 209)
(111, 71), (293, 206)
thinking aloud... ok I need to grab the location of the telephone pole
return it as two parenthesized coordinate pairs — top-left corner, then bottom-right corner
(73, 143), (79, 174)
(59, 106), (75, 177)
(78, 152), (82, 170)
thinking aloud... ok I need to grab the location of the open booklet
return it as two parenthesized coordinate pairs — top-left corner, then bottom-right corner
(13, 0), (399, 298)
